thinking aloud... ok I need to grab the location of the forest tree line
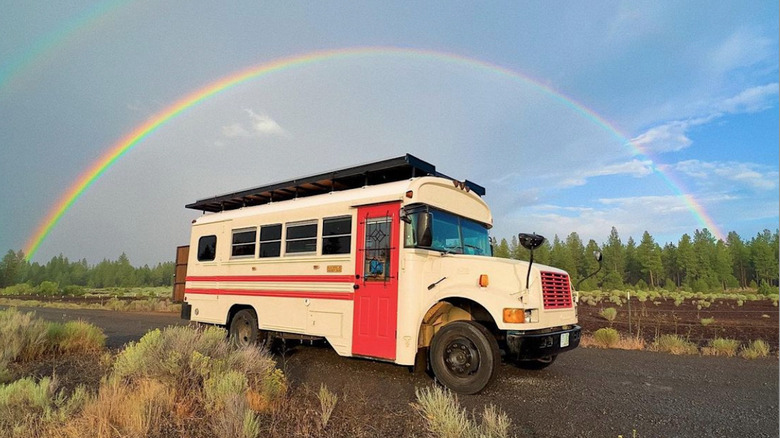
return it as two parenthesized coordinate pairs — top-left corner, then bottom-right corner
(494, 227), (779, 293)
(1, 226), (777, 293)
(0, 251), (174, 290)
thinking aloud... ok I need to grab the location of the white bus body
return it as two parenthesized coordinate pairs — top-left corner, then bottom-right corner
(181, 156), (580, 394)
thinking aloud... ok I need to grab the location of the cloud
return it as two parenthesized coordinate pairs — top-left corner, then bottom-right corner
(220, 109), (288, 139)
(245, 109), (287, 136)
(671, 160), (778, 191)
(560, 159), (654, 187)
(717, 83), (779, 113)
(222, 123), (252, 138)
(708, 30), (774, 77)
(631, 83), (777, 153)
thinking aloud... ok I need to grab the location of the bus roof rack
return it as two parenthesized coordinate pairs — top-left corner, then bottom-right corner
(185, 153), (486, 212)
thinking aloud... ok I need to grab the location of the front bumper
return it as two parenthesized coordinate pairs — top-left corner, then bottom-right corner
(505, 325), (581, 360)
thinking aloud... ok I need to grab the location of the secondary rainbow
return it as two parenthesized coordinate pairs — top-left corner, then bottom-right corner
(23, 46), (725, 261)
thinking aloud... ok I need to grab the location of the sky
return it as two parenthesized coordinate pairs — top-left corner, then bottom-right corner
(0, 1), (777, 267)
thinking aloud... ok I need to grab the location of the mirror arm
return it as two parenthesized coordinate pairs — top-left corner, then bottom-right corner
(575, 254), (603, 291)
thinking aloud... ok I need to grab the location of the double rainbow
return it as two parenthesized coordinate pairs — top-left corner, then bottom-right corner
(22, 47), (725, 261)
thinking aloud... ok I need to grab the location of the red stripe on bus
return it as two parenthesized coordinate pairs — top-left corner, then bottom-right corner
(186, 275), (355, 283)
(185, 288), (354, 301)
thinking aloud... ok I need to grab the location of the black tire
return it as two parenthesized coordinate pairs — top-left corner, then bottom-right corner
(515, 354), (557, 370)
(429, 320), (500, 394)
(228, 308), (259, 347)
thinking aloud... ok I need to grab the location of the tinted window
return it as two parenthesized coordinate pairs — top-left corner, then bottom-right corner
(231, 228), (256, 258)
(197, 235), (217, 262)
(286, 222), (317, 254)
(323, 216), (351, 255)
(259, 224), (282, 258)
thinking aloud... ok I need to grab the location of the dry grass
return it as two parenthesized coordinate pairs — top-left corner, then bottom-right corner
(580, 331), (645, 350)
(0, 308), (106, 364)
(740, 340), (771, 359)
(702, 338), (740, 357)
(318, 384), (338, 429)
(412, 386), (511, 438)
(652, 335), (699, 355)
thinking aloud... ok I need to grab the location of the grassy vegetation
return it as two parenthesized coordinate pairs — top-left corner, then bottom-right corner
(740, 340), (771, 359)
(578, 289), (779, 307)
(652, 335), (700, 355)
(702, 338), (740, 357)
(0, 296), (180, 313)
(598, 307), (617, 325)
(0, 308), (106, 383)
(412, 386), (511, 438)
(0, 317), (286, 438)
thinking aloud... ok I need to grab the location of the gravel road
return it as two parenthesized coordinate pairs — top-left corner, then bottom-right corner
(10, 306), (779, 437)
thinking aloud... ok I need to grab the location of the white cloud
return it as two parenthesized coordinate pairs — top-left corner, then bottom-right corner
(671, 160), (778, 191)
(717, 83), (779, 114)
(631, 82), (777, 154)
(709, 30), (774, 77)
(220, 109), (288, 140)
(245, 109), (287, 136)
(560, 159), (654, 187)
(221, 123), (252, 138)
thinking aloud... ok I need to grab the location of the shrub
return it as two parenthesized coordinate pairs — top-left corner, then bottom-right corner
(599, 307), (617, 324)
(653, 335), (698, 355)
(58, 320), (106, 354)
(0, 376), (88, 436)
(318, 383), (338, 429)
(592, 328), (620, 348)
(62, 285), (86, 296)
(740, 340), (770, 360)
(702, 338), (740, 357)
(412, 386), (511, 438)
(0, 309), (106, 362)
(700, 317), (715, 326)
(1, 283), (35, 296)
(37, 281), (60, 296)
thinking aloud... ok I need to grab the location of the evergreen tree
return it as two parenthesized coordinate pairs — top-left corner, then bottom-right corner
(676, 234), (695, 288)
(726, 231), (749, 288)
(750, 229), (779, 288)
(601, 227), (624, 290)
(637, 231), (663, 288)
(494, 238), (510, 259)
(623, 237), (641, 286)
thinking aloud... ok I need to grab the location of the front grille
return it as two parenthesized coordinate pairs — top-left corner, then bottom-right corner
(540, 271), (572, 309)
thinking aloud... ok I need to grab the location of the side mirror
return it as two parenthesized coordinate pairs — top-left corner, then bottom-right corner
(399, 208), (411, 224)
(518, 233), (546, 251)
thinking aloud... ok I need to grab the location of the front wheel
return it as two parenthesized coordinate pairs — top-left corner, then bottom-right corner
(228, 308), (259, 347)
(429, 320), (500, 395)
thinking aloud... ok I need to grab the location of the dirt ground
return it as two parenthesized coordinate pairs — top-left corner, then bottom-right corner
(5, 305), (779, 437)
(578, 297), (779, 350)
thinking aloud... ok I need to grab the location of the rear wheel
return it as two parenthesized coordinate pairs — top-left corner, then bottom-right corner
(429, 320), (499, 395)
(228, 309), (259, 347)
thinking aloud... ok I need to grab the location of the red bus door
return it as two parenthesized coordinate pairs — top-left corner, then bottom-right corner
(352, 202), (400, 360)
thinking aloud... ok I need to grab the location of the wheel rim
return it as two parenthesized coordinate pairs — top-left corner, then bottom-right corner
(233, 316), (252, 345)
(443, 338), (480, 376)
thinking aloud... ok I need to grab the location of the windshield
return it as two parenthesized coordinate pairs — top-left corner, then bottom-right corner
(404, 206), (491, 256)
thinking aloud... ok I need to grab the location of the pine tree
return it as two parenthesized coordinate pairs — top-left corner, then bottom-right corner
(637, 231), (663, 288)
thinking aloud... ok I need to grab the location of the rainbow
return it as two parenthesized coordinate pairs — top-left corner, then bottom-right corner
(23, 46), (726, 261)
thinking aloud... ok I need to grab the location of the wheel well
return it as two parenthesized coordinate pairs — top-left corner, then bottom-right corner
(226, 304), (256, 327)
(417, 298), (499, 348)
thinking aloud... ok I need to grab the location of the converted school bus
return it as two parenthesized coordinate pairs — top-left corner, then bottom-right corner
(178, 155), (581, 394)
